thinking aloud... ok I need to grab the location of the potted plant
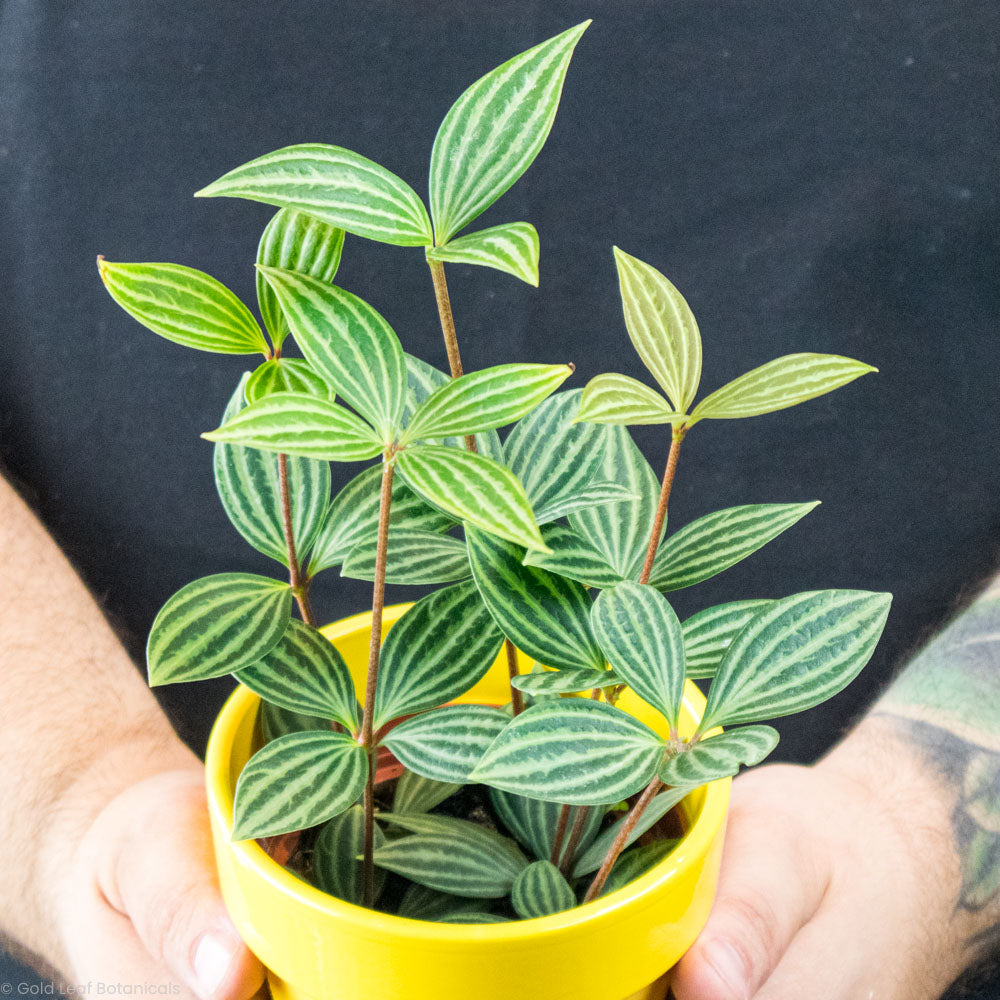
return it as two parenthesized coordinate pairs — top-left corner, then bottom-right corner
(97, 21), (890, 1000)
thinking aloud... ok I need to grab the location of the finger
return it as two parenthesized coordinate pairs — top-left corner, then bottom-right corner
(671, 768), (831, 1000)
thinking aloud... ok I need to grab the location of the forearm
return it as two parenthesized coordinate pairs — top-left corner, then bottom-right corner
(0, 476), (195, 970)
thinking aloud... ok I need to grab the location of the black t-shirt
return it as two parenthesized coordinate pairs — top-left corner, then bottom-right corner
(2, 0), (999, 990)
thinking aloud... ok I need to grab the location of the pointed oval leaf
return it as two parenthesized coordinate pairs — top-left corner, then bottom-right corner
(682, 600), (775, 680)
(577, 373), (685, 426)
(658, 726), (779, 785)
(373, 580), (504, 729)
(398, 445), (547, 552)
(234, 618), (359, 731)
(244, 357), (334, 404)
(690, 353), (877, 423)
(232, 730), (368, 840)
(397, 882), (491, 921)
(257, 268), (407, 440)
(255, 208), (345, 350)
(613, 248), (702, 413)
(650, 502), (821, 592)
(429, 21), (590, 243)
(427, 222), (540, 285)
(203, 391), (383, 462)
(393, 771), (461, 815)
(592, 582), (686, 729)
(311, 805), (386, 904)
(511, 667), (620, 697)
(97, 259), (266, 355)
(490, 789), (604, 865)
(466, 525), (604, 672)
(383, 705), (511, 783)
(470, 699), (663, 806)
(260, 700), (329, 743)
(600, 839), (680, 897)
(534, 481), (638, 526)
(403, 363), (573, 444)
(147, 573), (291, 685)
(195, 144), (433, 246)
(523, 523), (625, 590)
(700, 590), (893, 731)
(342, 528), (470, 586)
(511, 861), (576, 918)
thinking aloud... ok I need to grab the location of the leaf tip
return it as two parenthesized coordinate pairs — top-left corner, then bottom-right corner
(566, 362), (576, 374)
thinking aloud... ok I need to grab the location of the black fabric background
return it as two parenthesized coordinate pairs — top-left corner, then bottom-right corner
(1, 0), (999, 993)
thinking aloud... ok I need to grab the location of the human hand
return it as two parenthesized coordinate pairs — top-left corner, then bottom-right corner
(671, 719), (969, 1000)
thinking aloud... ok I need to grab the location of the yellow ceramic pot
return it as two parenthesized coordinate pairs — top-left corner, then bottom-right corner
(205, 604), (730, 1000)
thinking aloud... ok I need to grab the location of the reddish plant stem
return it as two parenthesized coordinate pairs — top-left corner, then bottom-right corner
(277, 452), (316, 626)
(506, 640), (524, 716)
(638, 427), (686, 586)
(560, 803), (593, 876)
(550, 804), (572, 865)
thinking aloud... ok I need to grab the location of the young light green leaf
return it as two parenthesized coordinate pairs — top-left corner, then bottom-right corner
(470, 699), (663, 806)
(427, 222), (540, 285)
(577, 373), (686, 426)
(658, 726), (779, 785)
(244, 357), (333, 404)
(256, 268), (407, 440)
(393, 771), (462, 815)
(568, 425), (661, 580)
(700, 590), (893, 732)
(232, 730), (368, 840)
(689, 353), (877, 423)
(311, 805), (385, 905)
(147, 574), (291, 685)
(600, 839), (679, 896)
(203, 391), (383, 462)
(522, 523), (625, 589)
(490, 789), (604, 865)
(213, 378), (330, 566)
(613, 247), (702, 413)
(592, 582), (686, 729)
(383, 705), (511, 783)
(398, 445), (547, 552)
(429, 21), (590, 244)
(511, 861), (576, 918)
(97, 258), (266, 355)
(195, 143), (433, 246)
(341, 528), (470, 586)
(681, 600), (775, 680)
(650, 502), (820, 592)
(374, 813), (528, 898)
(466, 525), (604, 672)
(233, 618), (358, 732)
(402, 363), (573, 444)
(373, 581), (504, 729)
(511, 667), (620, 697)
(255, 208), (345, 351)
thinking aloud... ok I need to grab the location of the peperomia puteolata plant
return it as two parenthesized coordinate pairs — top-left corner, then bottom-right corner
(98, 21), (891, 920)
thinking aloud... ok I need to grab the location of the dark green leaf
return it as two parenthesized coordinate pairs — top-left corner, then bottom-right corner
(511, 861), (576, 918)
(393, 771), (461, 815)
(523, 523), (625, 589)
(490, 789), (604, 865)
(681, 600), (775, 680)
(260, 700), (329, 743)
(311, 805), (385, 904)
(599, 839), (679, 897)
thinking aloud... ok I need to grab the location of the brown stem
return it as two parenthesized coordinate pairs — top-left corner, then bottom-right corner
(277, 452), (316, 626)
(550, 803), (572, 865)
(505, 639), (524, 716)
(638, 427), (686, 586)
(583, 776), (663, 903)
(560, 804), (592, 876)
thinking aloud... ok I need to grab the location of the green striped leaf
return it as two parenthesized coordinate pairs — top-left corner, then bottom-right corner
(511, 667), (620, 697)
(308, 465), (454, 575)
(213, 378), (330, 566)
(393, 771), (461, 815)
(255, 208), (345, 351)
(203, 391), (383, 462)
(256, 268), (407, 440)
(613, 248), (702, 413)
(658, 726), (779, 785)
(511, 861), (576, 918)
(397, 882), (492, 921)
(592, 582), (686, 729)
(244, 357), (333, 404)
(689, 353), (877, 423)
(490, 789), (604, 864)
(311, 805), (385, 905)
(700, 590), (893, 732)
(522, 523), (624, 589)
(234, 618), (358, 731)
(429, 21), (590, 244)
(577, 373), (685, 426)
(568, 425), (661, 580)
(682, 600), (775, 680)
(470, 699), (663, 806)
(232, 730), (368, 840)
(342, 528), (470, 585)
(649, 502), (821, 592)
(97, 258), (266, 355)
(402, 363), (573, 444)
(260, 701), (329, 743)
(466, 525), (603, 672)
(439, 911), (510, 924)
(427, 222), (540, 285)
(572, 785), (691, 877)
(147, 573), (291, 685)
(373, 581), (504, 729)
(195, 143), (433, 246)
(374, 813), (528, 898)
(398, 445), (547, 552)
(600, 839), (679, 897)
(383, 705), (510, 783)
(534, 482), (638, 525)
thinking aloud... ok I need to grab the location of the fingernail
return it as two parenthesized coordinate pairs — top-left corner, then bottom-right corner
(192, 931), (236, 999)
(702, 939), (749, 1000)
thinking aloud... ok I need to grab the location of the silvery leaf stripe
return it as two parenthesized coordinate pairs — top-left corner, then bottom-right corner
(426, 222), (540, 286)
(511, 861), (576, 918)
(658, 726), (779, 785)
(681, 599), (775, 680)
